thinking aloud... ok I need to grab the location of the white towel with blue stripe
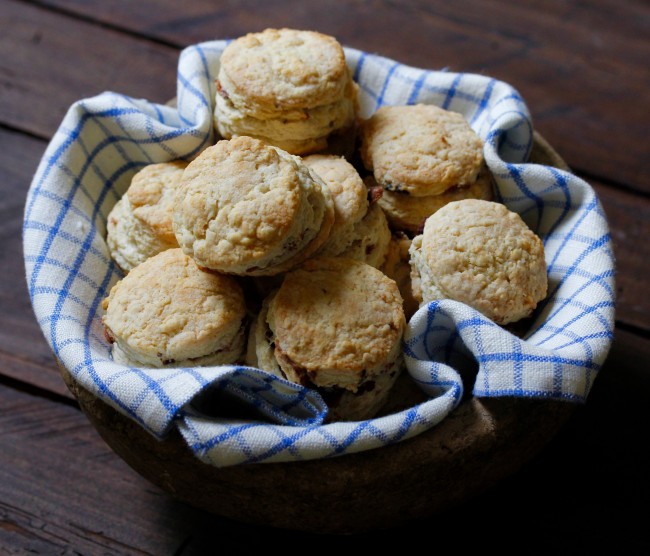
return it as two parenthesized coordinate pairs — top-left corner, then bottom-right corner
(23, 41), (615, 467)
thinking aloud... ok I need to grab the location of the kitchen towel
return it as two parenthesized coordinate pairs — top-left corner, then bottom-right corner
(23, 40), (615, 467)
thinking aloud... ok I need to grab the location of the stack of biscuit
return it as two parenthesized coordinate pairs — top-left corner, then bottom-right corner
(359, 103), (495, 235)
(214, 28), (359, 157)
(101, 27), (548, 423)
(380, 232), (420, 320)
(302, 154), (391, 269)
(102, 134), (405, 421)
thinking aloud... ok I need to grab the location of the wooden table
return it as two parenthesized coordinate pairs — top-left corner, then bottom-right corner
(2, 1), (649, 552)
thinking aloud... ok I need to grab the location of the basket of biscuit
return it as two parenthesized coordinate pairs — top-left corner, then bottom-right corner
(23, 28), (615, 533)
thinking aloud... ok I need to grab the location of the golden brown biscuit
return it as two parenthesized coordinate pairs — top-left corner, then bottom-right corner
(173, 136), (334, 276)
(302, 154), (369, 255)
(360, 104), (484, 197)
(106, 161), (187, 272)
(251, 257), (406, 422)
(376, 165), (495, 234)
(380, 233), (419, 320)
(218, 28), (351, 116)
(214, 28), (358, 155)
(409, 199), (548, 324)
(245, 291), (283, 376)
(102, 248), (247, 367)
(215, 84), (357, 155)
(336, 202), (392, 269)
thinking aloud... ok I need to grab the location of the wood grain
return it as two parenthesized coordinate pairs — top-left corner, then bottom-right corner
(0, 128), (72, 396)
(0, 383), (193, 554)
(30, 0), (650, 193)
(1, 0), (178, 138)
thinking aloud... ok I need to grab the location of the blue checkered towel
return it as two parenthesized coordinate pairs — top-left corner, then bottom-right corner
(23, 40), (615, 467)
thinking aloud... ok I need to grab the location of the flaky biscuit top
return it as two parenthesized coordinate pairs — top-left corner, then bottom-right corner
(267, 257), (405, 391)
(218, 28), (351, 118)
(412, 199), (548, 324)
(172, 136), (333, 275)
(360, 104), (484, 197)
(101, 248), (246, 367)
(106, 161), (188, 273)
(126, 160), (188, 244)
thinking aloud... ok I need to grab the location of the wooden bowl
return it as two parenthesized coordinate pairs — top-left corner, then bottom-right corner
(59, 132), (576, 535)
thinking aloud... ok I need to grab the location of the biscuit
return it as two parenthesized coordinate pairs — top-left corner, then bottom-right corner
(102, 248), (247, 368)
(215, 81), (357, 155)
(245, 290), (283, 376)
(214, 28), (358, 155)
(409, 199), (548, 324)
(335, 202), (392, 269)
(173, 136), (335, 276)
(253, 257), (406, 422)
(302, 154), (368, 255)
(106, 161), (187, 272)
(376, 164), (495, 234)
(380, 233), (419, 320)
(218, 28), (351, 117)
(359, 104), (484, 197)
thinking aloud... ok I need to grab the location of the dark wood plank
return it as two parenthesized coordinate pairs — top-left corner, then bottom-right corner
(591, 179), (650, 333)
(0, 382), (209, 554)
(0, 128), (69, 395)
(0, 353), (68, 399)
(1, 0), (179, 138)
(30, 0), (650, 193)
(0, 381), (284, 552)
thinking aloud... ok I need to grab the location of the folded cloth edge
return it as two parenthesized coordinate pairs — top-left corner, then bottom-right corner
(22, 41), (615, 466)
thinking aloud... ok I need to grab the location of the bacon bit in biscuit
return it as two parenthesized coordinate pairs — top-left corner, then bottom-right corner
(367, 186), (383, 204)
(104, 327), (115, 344)
(216, 80), (229, 99)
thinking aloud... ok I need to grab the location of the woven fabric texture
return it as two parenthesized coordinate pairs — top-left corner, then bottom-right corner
(23, 41), (615, 467)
